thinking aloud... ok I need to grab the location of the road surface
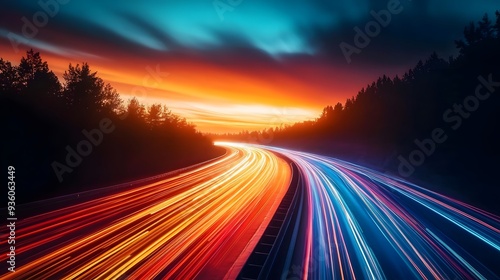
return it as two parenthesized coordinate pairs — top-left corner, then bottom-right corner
(3, 143), (499, 279)
(263, 146), (500, 279)
(0, 143), (291, 279)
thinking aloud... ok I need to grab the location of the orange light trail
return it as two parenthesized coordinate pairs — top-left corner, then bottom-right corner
(0, 143), (291, 279)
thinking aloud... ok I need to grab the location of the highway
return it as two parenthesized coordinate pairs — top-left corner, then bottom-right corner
(3, 143), (499, 279)
(0, 143), (291, 279)
(263, 146), (500, 279)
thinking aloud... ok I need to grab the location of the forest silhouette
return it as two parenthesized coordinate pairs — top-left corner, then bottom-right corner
(2, 12), (499, 208)
(1, 52), (223, 203)
(214, 12), (500, 211)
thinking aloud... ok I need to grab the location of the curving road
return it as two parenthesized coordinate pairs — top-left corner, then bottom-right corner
(3, 142), (499, 279)
(263, 146), (500, 279)
(0, 143), (291, 279)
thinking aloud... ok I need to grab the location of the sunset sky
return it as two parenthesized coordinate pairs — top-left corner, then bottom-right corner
(1, 0), (498, 133)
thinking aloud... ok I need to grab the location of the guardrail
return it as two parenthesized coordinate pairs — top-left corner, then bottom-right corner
(14, 149), (228, 217)
(237, 161), (307, 279)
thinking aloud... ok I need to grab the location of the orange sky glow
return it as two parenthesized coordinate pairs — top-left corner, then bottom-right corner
(3, 45), (368, 133)
(2, 1), (491, 134)
(1, 43), (373, 133)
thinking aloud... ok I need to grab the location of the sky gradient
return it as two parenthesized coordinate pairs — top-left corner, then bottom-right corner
(1, 0), (499, 133)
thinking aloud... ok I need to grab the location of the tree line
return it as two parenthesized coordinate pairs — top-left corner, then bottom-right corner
(1, 51), (223, 203)
(216, 12), (500, 210)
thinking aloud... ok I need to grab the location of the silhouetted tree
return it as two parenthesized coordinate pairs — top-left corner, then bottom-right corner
(495, 11), (500, 32)
(0, 59), (19, 94)
(17, 49), (61, 98)
(333, 102), (343, 113)
(147, 103), (162, 129)
(102, 83), (122, 114)
(320, 105), (334, 120)
(456, 13), (499, 55)
(1, 50), (223, 203)
(244, 12), (500, 208)
(63, 63), (121, 114)
(478, 14), (495, 39)
(125, 97), (146, 121)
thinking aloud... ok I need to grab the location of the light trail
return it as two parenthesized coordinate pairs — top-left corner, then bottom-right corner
(0, 143), (291, 279)
(263, 146), (500, 279)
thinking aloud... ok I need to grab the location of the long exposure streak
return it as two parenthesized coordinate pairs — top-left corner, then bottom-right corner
(0, 143), (291, 279)
(263, 146), (500, 279)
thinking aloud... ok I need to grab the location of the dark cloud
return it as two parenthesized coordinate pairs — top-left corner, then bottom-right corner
(297, 0), (494, 69)
(1, 0), (498, 103)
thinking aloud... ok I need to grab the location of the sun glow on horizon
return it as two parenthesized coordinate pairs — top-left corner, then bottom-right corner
(0, 45), (326, 134)
(123, 94), (319, 133)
